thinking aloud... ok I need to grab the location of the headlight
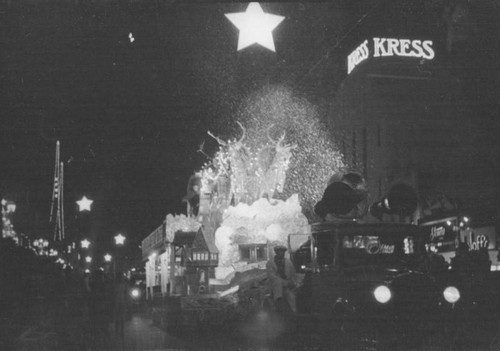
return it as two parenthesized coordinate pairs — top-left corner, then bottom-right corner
(443, 286), (460, 304)
(373, 285), (392, 303)
(131, 288), (141, 299)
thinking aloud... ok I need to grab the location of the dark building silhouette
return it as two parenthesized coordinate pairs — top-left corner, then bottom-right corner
(322, 1), (500, 225)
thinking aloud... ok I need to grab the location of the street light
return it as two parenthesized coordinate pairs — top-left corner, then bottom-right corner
(77, 196), (93, 212)
(114, 234), (126, 246)
(113, 234), (126, 279)
(81, 239), (91, 249)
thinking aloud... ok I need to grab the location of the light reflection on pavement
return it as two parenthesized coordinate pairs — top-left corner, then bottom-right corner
(98, 311), (494, 351)
(102, 313), (187, 351)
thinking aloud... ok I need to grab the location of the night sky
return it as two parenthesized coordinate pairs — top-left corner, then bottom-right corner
(2, 1), (499, 263)
(1, 1), (350, 258)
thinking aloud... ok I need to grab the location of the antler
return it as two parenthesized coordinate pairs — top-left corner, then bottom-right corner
(197, 140), (210, 158)
(207, 130), (227, 146)
(235, 121), (246, 145)
(266, 125), (287, 146)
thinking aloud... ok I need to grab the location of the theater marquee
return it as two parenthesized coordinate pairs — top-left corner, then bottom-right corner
(347, 37), (435, 74)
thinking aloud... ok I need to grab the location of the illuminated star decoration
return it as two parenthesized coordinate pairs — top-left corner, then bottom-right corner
(225, 2), (285, 52)
(77, 196), (93, 212)
(81, 239), (91, 249)
(104, 253), (112, 262)
(115, 234), (126, 245)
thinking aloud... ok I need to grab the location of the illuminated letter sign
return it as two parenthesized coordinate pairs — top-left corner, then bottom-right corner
(347, 38), (435, 74)
(430, 226), (446, 240)
(347, 40), (369, 74)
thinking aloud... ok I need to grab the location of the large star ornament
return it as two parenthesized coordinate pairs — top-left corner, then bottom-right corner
(77, 196), (93, 212)
(225, 2), (285, 52)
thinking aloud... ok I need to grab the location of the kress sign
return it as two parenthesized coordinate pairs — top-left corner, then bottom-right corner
(347, 37), (435, 74)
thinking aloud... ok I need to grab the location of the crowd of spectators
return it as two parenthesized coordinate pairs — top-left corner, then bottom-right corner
(0, 237), (130, 350)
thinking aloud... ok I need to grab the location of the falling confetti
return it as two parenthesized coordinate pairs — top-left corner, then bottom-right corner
(201, 85), (346, 220)
(235, 85), (346, 219)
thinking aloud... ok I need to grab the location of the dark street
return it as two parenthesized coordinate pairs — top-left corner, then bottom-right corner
(72, 308), (500, 351)
(2, 1), (500, 351)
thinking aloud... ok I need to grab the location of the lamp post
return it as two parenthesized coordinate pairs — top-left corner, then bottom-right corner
(79, 239), (91, 274)
(114, 234), (126, 279)
(104, 253), (113, 276)
(81, 239), (91, 249)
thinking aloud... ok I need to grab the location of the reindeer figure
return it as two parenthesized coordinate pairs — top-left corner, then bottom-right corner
(258, 126), (296, 198)
(207, 123), (295, 205)
(208, 122), (252, 205)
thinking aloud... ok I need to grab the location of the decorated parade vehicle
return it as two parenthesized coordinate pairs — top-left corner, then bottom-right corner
(291, 220), (461, 347)
(142, 121), (469, 348)
(143, 123), (308, 332)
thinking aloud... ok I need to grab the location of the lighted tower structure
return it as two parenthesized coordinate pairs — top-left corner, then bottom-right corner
(50, 141), (65, 241)
(1, 199), (17, 241)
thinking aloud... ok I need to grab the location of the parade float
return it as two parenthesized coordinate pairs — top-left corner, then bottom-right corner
(143, 122), (311, 330)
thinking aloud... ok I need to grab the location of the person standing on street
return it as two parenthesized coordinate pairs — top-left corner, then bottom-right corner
(88, 269), (109, 349)
(113, 273), (129, 343)
(266, 245), (297, 314)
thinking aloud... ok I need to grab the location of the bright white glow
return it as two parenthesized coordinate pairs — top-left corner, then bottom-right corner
(446, 220), (452, 226)
(81, 239), (91, 249)
(131, 288), (140, 298)
(85, 269), (90, 274)
(463, 217), (469, 223)
(443, 286), (460, 304)
(214, 195), (308, 267)
(225, 2), (285, 52)
(373, 285), (392, 303)
(77, 196), (93, 211)
(348, 38), (435, 74)
(85, 256), (92, 263)
(115, 234), (126, 245)
(104, 254), (112, 262)
(383, 197), (390, 209)
(347, 40), (369, 74)
(129, 32), (135, 43)
(7, 203), (16, 212)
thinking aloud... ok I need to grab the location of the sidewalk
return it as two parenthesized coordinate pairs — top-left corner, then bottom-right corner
(100, 313), (187, 351)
